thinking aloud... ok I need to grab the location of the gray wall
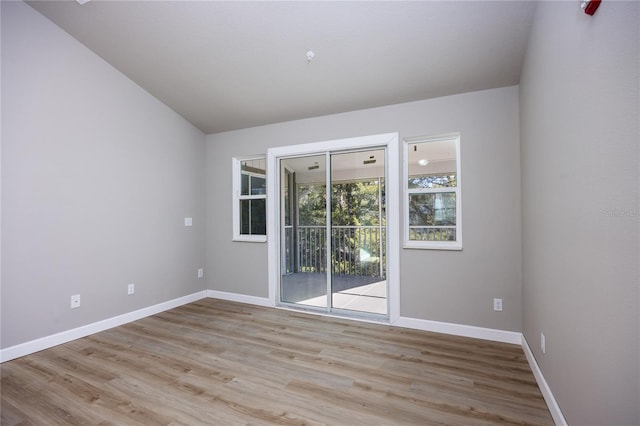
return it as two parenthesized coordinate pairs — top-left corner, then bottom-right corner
(520, 2), (639, 424)
(5, 2), (637, 422)
(1, 2), (206, 348)
(206, 85), (523, 332)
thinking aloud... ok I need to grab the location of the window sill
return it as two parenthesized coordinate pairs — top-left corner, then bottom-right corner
(233, 235), (267, 243)
(403, 241), (462, 251)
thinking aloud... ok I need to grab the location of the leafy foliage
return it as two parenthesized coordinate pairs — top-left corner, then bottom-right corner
(408, 173), (456, 189)
(331, 179), (384, 226)
(296, 178), (386, 278)
(297, 184), (326, 226)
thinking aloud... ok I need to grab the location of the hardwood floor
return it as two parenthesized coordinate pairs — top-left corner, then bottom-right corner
(1, 298), (553, 425)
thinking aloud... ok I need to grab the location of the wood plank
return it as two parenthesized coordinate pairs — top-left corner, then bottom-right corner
(1, 298), (554, 425)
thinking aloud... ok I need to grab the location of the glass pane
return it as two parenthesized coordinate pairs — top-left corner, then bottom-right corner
(332, 179), (382, 226)
(284, 170), (292, 227)
(280, 155), (327, 308)
(409, 193), (456, 226)
(408, 139), (457, 187)
(251, 175), (266, 195)
(298, 183), (326, 226)
(241, 173), (249, 196)
(241, 158), (266, 174)
(241, 158), (266, 196)
(250, 199), (266, 235)
(409, 227), (456, 241)
(408, 174), (456, 189)
(408, 193), (456, 241)
(282, 169), (294, 273)
(330, 149), (387, 315)
(240, 199), (250, 234)
(284, 224), (294, 274)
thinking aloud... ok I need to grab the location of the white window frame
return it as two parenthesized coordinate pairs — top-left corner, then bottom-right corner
(403, 133), (462, 250)
(232, 156), (267, 243)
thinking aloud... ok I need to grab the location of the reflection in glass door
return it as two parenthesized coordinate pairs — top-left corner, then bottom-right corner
(279, 149), (387, 317)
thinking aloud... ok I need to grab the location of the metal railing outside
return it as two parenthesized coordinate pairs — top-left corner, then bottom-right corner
(408, 226), (456, 241)
(297, 226), (386, 278)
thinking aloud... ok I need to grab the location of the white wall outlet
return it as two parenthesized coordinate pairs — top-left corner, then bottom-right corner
(541, 332), (546, 354)
(70, 294), (81, 309)
(184, 217), (193, 227)
(128, 283), (135, 295)
(197, 268), (204, 278)
(493, 298), (503, 312)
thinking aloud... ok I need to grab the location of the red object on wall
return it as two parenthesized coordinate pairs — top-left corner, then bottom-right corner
(584, 0), (601, 16)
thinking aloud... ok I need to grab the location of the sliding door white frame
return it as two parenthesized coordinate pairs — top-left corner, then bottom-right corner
(267, 133), (400, 323)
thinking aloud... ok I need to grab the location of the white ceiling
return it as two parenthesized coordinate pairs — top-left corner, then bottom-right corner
(26, 1), (537, 135)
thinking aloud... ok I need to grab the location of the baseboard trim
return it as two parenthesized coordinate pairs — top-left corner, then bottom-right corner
(393, 316), (522, 345)
(0, 291), (207, 363)
(205, 290), (272, 307)
(203, 292), (521, 345)
(522, 336), (567, 426)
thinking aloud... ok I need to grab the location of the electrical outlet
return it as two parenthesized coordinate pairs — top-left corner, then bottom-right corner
(541, 332), (546, 354)
(197, 268), (204, 278)
(128, 283), (135, 295)
(493, 298), (503, 312)
(71, 294), (81, 309)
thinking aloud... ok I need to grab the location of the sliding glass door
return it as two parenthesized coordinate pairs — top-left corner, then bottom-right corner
(278, 148), (387, 317)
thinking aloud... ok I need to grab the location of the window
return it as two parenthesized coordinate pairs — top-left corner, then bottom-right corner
(403, 134), (461, 250)
(233, 157), (267, 242)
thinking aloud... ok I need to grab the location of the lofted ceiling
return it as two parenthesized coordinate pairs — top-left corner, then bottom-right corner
(26, 1), (537, 135)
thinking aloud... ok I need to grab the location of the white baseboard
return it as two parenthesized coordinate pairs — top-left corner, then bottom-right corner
(393, 316), (522, 345)
(0, 291), (207, 363)
(522, 336), (567, 426)
(205, 290), (272, 307)
(204, 292), (521, 346)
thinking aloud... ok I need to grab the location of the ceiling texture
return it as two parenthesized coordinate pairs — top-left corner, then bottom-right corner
(27, 1), (537, 135)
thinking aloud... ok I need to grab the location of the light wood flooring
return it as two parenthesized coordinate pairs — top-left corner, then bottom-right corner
(1, 298), (553, 425)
